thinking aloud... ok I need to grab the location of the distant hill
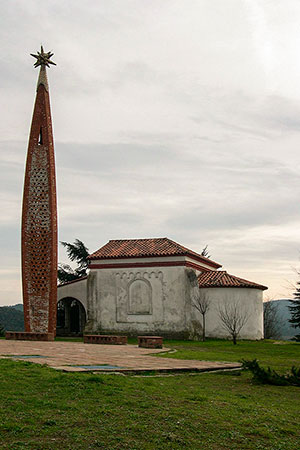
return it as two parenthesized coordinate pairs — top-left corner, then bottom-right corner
(0, 304), (24, 332)
(268, 299), (297, 340)
(11, 304), (23, 312)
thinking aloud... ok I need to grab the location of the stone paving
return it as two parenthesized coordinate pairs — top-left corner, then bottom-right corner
(0, 340), (241, 373)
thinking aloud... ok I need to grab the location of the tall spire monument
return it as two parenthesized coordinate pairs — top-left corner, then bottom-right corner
(21, 46), (57, 338)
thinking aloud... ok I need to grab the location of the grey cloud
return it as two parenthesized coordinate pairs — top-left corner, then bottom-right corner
(56, 141), (173, 172)
(53, 139), (300, 237)
(103, 61), (162, 91)
(166, 199), (298, 235)
(1, 1), (300, 303)
(191, 91), (300, 140)
(249, 95), (300, 133)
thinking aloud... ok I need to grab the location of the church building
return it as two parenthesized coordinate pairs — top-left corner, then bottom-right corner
(57, 237), (267, 339)
(19, 46), (267, 342)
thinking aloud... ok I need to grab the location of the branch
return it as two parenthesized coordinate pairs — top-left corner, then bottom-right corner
(218, 300), (249, 337)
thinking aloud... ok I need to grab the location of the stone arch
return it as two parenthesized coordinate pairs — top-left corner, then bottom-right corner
(56, 297), (86, 336)
(127, 278), (152, 315)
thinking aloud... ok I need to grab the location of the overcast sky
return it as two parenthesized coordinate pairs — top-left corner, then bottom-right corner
(1, 0), (300, 305)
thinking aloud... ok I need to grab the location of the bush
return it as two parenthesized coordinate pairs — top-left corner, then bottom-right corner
(242, 359), (300, 387)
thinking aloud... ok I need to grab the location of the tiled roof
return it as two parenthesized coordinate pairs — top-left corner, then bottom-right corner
(198, 271), (267, 290)
(88, 237), (221, 268)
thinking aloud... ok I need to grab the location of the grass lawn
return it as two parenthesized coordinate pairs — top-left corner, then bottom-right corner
(0, 339), (299, 449)
(159, 338), (300, 371)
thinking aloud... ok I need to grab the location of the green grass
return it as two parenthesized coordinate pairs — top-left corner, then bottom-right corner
(0, 339), (299, 449)
(55, 336), (299, 371)
(159, 338), (300, 371)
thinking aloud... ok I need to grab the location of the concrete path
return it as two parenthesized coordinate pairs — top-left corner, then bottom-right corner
(0, 340), (241, 373)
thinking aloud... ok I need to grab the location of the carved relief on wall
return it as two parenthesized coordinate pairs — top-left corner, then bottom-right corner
(115, 270), (164, 323)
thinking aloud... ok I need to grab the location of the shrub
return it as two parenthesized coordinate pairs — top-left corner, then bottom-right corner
(241, 359), (300, 387)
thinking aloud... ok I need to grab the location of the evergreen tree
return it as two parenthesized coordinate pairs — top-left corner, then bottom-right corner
(289, 281), (300, 341)
(201, 245), (211, 259)
(58, 239), (89, 284)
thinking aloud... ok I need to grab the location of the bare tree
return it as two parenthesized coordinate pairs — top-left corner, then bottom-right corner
(218, 301), (249, 344)
(263, 299), (283, 339)
(192, 290), (211, 341)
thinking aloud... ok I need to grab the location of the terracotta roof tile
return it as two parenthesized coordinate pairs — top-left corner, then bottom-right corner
(89, 237), (221, 268)
(198, 270), (267, 290)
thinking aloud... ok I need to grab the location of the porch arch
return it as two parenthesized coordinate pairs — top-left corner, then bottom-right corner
(56, 297), (86, 336)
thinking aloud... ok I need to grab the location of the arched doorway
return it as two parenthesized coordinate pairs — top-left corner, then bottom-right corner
(56, 297), (86, 336)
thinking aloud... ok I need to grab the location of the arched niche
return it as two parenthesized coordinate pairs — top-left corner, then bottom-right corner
(128, 278), (152, 315)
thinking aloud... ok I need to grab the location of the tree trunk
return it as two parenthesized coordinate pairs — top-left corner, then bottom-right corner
(202, 314), (205, 342)
(233, 334), (237, 345)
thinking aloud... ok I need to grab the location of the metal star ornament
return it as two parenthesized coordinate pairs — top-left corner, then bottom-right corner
(31, 45), (56, 68)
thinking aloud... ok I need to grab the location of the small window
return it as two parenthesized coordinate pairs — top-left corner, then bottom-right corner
(38, 128), (43, 145)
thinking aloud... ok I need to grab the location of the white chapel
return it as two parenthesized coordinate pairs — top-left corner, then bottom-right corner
(57, 237), (267, 339)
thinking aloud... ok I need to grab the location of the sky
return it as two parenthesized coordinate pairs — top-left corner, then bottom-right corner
(1, 0), (300, 305)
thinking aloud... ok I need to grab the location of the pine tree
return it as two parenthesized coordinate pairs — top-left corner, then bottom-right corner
(201, 245), (211, 259)
(289, 281), (300, 341)
(58, 239), (89, 284)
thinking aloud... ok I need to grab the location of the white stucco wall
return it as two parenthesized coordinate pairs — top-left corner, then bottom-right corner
(56, 265), (264, 340)
(85, 264), (194, 337)
(191, 287), (263, 340)
(57, 278), (87, 312)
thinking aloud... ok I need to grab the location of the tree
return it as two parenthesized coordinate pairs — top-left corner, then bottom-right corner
(188, 269), (211, 341)
(58, 239), (89, 284)
(191, 290), (211, 341)
(201, 245), (211, 259)
(289, 279), (300, 341)
(263, 299), (283, 339)
(0, 323), (5, 337)
(218, 300), (249, 345)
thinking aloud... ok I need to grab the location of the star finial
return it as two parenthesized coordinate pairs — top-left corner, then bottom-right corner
(30, 45), (56, 68)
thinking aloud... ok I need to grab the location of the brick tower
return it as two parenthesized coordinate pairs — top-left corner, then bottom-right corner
(21, 47), (57, 337)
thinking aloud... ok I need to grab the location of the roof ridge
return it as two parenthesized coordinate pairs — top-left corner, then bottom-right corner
(108, 237), (168, 242)
(198, 270), (267, 290)
(163, 237), (186, 254)
(88, 237), (222, 269)
(226, 272), (261, 284)
(168, 237), (220, 264)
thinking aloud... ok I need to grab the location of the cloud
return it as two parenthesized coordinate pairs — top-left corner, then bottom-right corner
(1, 1), (300, 303)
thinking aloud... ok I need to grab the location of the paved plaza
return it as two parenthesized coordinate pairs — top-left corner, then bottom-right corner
(0, 340), (241, 373)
